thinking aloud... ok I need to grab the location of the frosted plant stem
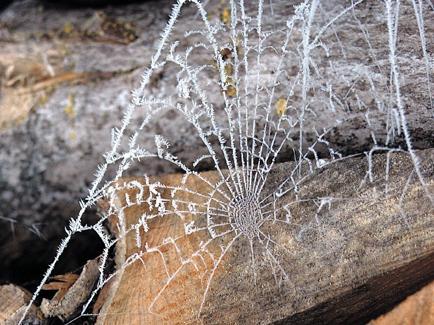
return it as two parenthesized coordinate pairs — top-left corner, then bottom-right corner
(251, 18), (295, 194)
(298, 0), (318, 178)
(250, 0), (265, 194)
(411, 0), (433, 110)
(239, 0), (253, 190)
(385, 0), (434, 204)
(230, 0), (249, 195)
(192, 0), (247, 198)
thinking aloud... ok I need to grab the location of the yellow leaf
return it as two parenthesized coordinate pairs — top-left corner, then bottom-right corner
(64, 94), (76, 119)
(276, 97), (287, 116)
(63, 22), (74, 35)
(69, 130), (77, 142)
(224, 63), (233, 79)
(220, 7), (230, 25)
(226, 85), (237, 97)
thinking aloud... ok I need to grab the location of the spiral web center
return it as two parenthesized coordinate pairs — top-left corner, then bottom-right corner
(229, 195), (263, 238)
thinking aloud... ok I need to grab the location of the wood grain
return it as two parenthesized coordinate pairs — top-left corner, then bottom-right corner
(96, 149), (434, 324)
(0, 284), (42, 324)
(370, 280), (434, 325)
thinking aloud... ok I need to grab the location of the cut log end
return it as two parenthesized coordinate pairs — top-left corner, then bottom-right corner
(94, 149), (434, 324)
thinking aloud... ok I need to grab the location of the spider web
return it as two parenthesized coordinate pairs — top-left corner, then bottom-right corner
(21, 0), (433, 323)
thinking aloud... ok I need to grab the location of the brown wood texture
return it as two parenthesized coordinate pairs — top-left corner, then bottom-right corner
(96, 149), (434, 324)
(0, 284), (43, 324)
(1, 1), (433, 323)
(1, 0), (433, 293)
(370, 281), (434, 325)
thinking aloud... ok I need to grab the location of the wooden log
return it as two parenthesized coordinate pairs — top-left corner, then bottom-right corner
(1, 1), (433, 323)
(1, 0), (433, 233)
(1, 0), (433, 292)
(96, 149), (434, 324)
(0, 284), (43, 324)
(370, 281), (434, 325)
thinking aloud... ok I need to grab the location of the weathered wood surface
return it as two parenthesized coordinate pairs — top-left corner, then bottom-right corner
(370, 280), (434, 325)
(0, 0), (173, 287)
(0, 284), (43, 324)
(1, 0), (433, 238)
(97, 149), (434, 324)
(40, 258), (99, 321)
(0, 1), (433, 323)
(1, 0), (433, 294)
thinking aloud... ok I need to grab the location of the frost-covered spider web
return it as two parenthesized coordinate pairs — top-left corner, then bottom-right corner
(22, 0), (433, 323)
